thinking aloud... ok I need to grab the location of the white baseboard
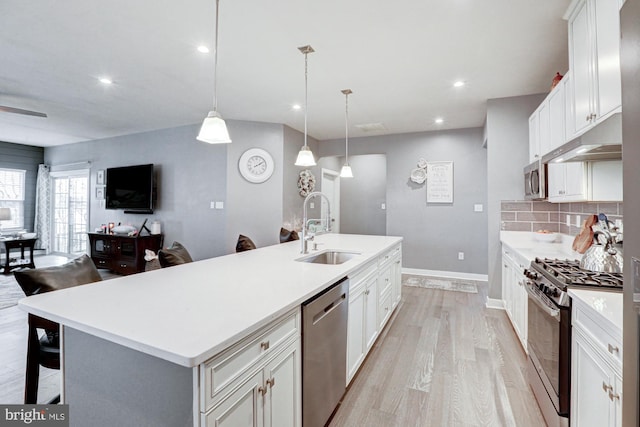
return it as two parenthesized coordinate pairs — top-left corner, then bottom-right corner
(402, 267), (488, 282)
(485, 298), (505, 310)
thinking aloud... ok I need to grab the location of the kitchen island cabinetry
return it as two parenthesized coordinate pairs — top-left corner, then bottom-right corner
(501, 245), (528, 351)
(20, 234), (402, 427)
(569, 289), (623, 427)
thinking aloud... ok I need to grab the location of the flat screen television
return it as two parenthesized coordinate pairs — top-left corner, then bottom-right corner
(105, 164), (155, 212)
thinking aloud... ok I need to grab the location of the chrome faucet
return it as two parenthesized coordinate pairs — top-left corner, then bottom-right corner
(301, 191), (331, 254)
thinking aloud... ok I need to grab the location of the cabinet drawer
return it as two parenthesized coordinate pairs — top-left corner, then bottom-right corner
(349, 259), (378, 289)
(378, 266), (392, 296)
(573, 304), (622, 368)
(92, 257), (111, 269)
(202, 309), (300, 411)
(378, 288), (393, 328)
(379, 244), (401, 268)
(112, 259), (137, 275)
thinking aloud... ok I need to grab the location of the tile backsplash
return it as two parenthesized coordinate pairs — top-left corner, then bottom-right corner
(501, 201), (623, 236)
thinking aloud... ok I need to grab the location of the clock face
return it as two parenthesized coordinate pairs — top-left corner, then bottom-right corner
(239, 148), (275, 183)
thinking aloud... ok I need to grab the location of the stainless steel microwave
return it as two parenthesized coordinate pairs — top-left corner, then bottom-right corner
(524, 160), (547, 200)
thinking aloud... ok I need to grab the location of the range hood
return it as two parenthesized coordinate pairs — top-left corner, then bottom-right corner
(542, 113), (622, 163)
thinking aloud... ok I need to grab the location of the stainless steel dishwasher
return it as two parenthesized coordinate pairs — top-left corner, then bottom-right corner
(302, 277), (349, 427)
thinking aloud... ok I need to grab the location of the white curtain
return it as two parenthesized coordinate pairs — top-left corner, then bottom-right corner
(33, 164), (51, 253)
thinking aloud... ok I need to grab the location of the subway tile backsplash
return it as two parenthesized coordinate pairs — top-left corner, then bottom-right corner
(500, 200), (623, 236)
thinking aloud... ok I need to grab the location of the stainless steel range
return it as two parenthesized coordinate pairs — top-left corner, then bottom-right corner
(523, 258), (623, 427)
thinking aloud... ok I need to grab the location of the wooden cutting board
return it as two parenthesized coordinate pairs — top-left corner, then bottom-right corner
(572, 214), (598, 254)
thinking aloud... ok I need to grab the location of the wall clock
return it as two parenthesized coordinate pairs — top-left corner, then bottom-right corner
(238, 148), (275, 183)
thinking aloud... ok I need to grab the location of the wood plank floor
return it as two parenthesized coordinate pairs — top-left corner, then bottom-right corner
(329, 282), (546, 427)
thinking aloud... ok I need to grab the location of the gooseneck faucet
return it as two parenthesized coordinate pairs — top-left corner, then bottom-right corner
(301, 191), (331, 254)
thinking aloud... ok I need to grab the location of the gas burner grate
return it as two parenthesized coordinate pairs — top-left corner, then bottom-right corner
(533, 257), (623, 290)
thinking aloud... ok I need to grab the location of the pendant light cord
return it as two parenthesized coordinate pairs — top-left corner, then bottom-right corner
(213, 0), (220, 112)
(345, 91), (349, 162)
(304, 51), (308, 149)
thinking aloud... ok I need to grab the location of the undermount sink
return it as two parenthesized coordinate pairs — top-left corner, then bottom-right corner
(296, 250), (361, 265)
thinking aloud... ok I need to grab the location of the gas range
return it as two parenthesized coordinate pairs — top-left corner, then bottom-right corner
(524, 257), (623, 308)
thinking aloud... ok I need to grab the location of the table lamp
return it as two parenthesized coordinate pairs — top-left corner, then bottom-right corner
(0, 208), (11, 236)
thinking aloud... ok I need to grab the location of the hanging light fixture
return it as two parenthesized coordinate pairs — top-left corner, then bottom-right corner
(340, 89), (354, 178)
(197, 0), (231, 144)
(295, 45), (316, 166)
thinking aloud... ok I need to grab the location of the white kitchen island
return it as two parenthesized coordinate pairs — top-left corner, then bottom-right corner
(18, 234), (402, 427)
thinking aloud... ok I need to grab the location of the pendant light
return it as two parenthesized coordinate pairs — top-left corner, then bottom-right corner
(340, 89), (354, 178)
(197, 0), (231, 144)
(295, 45), (316, 166)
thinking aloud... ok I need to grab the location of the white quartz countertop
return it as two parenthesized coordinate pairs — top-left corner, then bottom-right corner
(19, 234), (402, 368)
(500, 231), (581, 262)
(568, 288), (623, 334)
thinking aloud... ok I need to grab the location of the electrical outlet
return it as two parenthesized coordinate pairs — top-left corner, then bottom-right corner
(310, 202), (315, 209)
(566, 214), (571, 226)
(458, 252), (464, 260)
(381, 203), (386, 210)
(215, 201), (224, 210)
(575, 215), (581, 227)
(210, 201), (215, 209)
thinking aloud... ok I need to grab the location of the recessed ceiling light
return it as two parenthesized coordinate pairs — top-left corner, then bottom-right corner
(453, 80), (465, 88)
(292, 104), (302, 110)
(197, 45), (210, 54)
(99, 77), (113, 85)
(435, 118), (444, 124)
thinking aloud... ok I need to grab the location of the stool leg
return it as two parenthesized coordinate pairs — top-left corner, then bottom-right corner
(24, 325), (40, 404)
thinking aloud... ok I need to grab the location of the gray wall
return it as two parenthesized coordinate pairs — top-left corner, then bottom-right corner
(486, 94), (545, 298)
(225, 121), (284, 251)
(45, 124), (227, 261)
(0, 141), (44, 233)
(620, 1), (639, 424)
(320, 128), (488, 274)
(317, 154), (387, 236)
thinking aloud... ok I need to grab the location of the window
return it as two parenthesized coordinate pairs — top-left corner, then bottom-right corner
(0, 168), (26, 230)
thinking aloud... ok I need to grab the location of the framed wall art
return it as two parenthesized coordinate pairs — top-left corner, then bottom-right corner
(426, 161), (453, 203)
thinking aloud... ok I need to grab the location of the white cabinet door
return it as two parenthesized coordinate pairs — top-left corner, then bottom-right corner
(548, 80), (566, 151)
(346, 284), (365, 383)
(571, 331), (616, 427)
(529, 112), (540, 163)
(593, 0), (622, 118)
(538, 101), (551, 157)
(391, 257), (402, 308)
(205, 370), (265, 427)
(569, 0), (594, 135)
(502, 254), (513, 318)
(264, 342), (301, 427)
(364, 275), (378, 351)
(564, 162), (587, 198)
(514, 269), (528, 352)
(548, 163), (565, 200)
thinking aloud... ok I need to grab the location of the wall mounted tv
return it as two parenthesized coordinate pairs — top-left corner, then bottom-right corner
(105, 164), (155, 213)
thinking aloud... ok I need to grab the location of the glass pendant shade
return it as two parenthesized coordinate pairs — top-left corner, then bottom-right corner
(340, 164), (353, 178)
(197, 111), (231, 144)
(295, 146), (316, 166)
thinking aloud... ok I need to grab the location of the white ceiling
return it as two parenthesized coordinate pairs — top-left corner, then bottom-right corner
(0, 0), (570, 147)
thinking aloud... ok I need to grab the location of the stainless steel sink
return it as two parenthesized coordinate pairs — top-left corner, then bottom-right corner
(296, 250), (360, 265)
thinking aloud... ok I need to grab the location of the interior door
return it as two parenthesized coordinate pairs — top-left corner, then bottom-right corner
(321, 169), (340, 233)
(51, 170), (89, 255)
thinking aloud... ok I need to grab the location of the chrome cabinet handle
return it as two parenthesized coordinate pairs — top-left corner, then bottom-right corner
(607, 343), (619, 354)
(602, 382), (613, 393)
(260, 341), (270, 351)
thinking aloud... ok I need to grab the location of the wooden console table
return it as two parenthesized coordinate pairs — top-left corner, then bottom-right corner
(1, 237), (37, 274)
(88, 233), (163, 275)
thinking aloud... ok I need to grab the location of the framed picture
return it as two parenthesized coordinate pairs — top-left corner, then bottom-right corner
(426, 161), (454, 204)
(97, 170), (105, 185)
(95, 186), (105, 200)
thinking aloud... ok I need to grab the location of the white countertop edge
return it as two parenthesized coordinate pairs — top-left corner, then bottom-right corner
(568, 288), (623, 338)
(19, 234), (403, 367)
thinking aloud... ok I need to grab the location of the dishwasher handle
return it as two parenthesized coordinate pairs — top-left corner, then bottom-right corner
(311, 293), (347, 325)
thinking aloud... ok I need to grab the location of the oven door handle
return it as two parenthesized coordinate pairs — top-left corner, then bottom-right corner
(524, 283), (561, 321)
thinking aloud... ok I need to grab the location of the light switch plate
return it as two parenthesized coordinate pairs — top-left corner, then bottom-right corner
(575, 215), (581, 227)
(566, 215), (571, 226)
(215, 201), (224, 210)
(381, 203), (386, 210)
(474, 204), (483, 212)
(210, 201), (215, 209)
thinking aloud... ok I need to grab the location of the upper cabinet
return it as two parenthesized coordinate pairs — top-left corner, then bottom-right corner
(566, 0), (622, 138)
(529, 78), (567, 163)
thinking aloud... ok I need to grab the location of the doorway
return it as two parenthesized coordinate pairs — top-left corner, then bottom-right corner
(321, 168), (340, 233)
(50, 170), (89, 255)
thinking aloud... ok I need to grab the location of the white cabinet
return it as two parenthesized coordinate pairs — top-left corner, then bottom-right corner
(501, 245), (528, 352)
(571, 296), (623, 427)
(529, 112), (540, 163)
(201, 309), (301, 427)
(566, 0), (622, 138)
(548, 160), (622, 202)
(529, 76), (568, 162)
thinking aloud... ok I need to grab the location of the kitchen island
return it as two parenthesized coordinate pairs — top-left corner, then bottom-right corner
(18, 233), (402, 427)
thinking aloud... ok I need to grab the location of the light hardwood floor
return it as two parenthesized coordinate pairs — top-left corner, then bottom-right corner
(329, 283), (546, 427)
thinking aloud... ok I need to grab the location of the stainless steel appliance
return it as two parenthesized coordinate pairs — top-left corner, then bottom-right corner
(302, 277), (349, 427)
(524, 258), (623, 427)
(524, 160), (547, 200)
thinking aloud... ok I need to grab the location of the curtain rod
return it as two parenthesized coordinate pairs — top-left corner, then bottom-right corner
(47, 161), (92, 168)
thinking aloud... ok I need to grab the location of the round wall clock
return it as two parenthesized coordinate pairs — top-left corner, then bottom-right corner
(238, 148), (275, 183)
